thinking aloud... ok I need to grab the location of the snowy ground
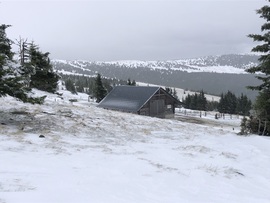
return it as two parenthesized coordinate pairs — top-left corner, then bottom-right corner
(0, 90), (270, 203)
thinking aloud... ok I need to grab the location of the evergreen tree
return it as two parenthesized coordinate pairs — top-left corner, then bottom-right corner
(247, 1), (270, 135)
(226, 91), (238, 114)
(218, 91), (237, 114)
(184, 94), (192, 109)
(217, 93), (225, 113)
(183, 91), (207, 111)
(237, 94), (252, 116)
(0, 24), (16, 97)
(94, 73), (107, 102)
(28, 43), (60, 93)
(0, 24), (42, 103)
(197, 90), (207, 111)
(190, 93), (198, 110)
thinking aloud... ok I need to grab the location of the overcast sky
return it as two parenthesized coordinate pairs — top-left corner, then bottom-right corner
(0, 0), (266, 61)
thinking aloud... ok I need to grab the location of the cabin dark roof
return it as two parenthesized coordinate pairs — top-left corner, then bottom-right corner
(97, 86), (161, 112)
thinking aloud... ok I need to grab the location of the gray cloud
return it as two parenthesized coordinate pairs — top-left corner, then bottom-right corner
(0, 0), (266, 61)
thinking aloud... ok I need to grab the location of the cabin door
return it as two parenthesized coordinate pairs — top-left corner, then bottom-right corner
(150, 99), (165, 117)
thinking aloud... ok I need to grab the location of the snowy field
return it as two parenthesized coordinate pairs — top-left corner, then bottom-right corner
(0, 90), (270, 203)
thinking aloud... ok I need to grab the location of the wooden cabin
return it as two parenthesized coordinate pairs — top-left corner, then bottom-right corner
(97, 86), (181, 118)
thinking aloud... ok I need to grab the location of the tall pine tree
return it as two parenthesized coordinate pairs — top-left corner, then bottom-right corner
(0, 25), (35, 102)
(218, 91), (237, 114)
(237, 94), (252, 116)
(247, 1), (270, 135)
(28, 43), (60, 93)
(94, 73), (107, 102)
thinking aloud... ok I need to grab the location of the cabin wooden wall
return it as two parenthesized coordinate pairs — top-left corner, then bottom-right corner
(139, 89), (176, 118)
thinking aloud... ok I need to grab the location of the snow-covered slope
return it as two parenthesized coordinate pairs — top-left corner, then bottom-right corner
(1, 89), (270, 203)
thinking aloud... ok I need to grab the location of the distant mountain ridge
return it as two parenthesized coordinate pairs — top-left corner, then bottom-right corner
(53, 54), (259, 74)
(52, 54), (260, 100)
(96, 54), (258, 73)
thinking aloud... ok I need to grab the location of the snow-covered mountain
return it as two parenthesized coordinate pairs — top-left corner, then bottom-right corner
(52, 54), (260, 100)
(1, 89), (270, 202)
(53, 54), (258, 74)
